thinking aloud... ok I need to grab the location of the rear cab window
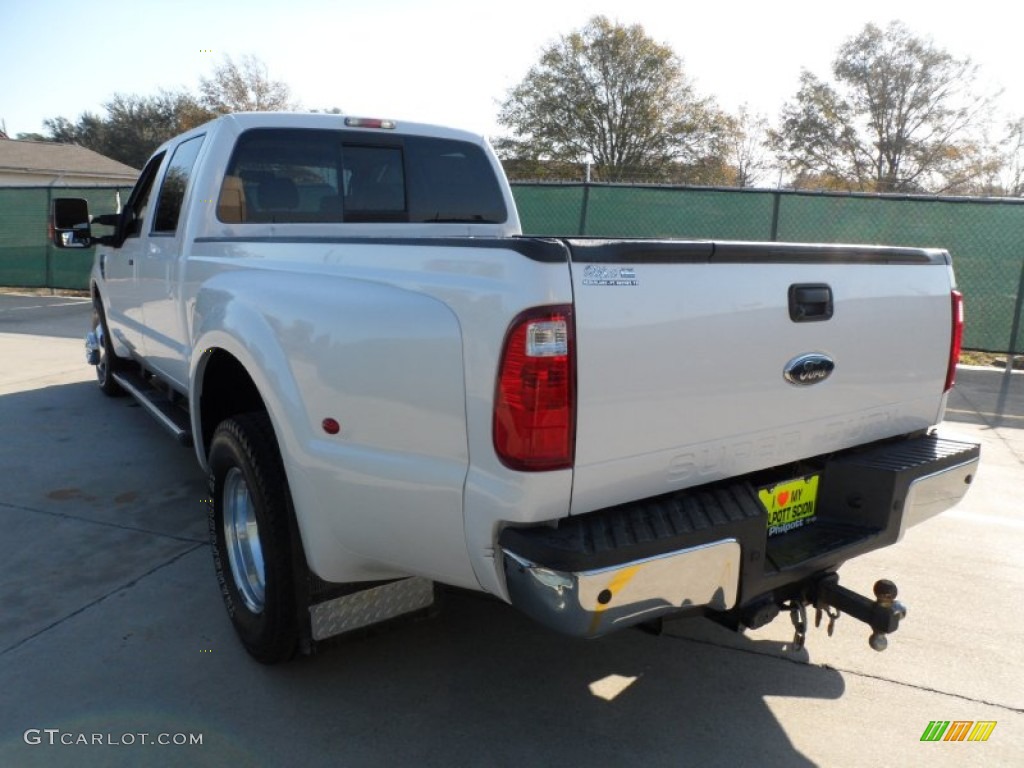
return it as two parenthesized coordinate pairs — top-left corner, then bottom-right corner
(216, 128), (507, 225)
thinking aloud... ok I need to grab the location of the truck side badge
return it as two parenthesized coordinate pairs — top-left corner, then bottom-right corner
(784, 353), (835, 386)
(582, 265), (638, 286)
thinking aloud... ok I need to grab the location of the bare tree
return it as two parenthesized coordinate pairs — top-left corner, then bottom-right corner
(199, 54), (295, 114)
(989, 118), (1024, 196)
(726, 106), (774, 188)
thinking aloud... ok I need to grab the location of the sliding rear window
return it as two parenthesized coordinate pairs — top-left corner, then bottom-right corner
(217, 128), (507, 224)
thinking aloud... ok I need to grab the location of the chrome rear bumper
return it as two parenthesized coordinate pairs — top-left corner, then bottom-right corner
(499, 433), (979, 639)
(502, 539), (740, 638)
(899, 457), (978, 538)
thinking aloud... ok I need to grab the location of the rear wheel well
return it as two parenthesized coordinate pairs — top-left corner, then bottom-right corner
(198, 351), (267, 454)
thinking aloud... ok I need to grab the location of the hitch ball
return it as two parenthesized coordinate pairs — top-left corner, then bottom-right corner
(874, 579), (908, 620)
(869, 579), (907, 652)
(874, 579), (897, 605)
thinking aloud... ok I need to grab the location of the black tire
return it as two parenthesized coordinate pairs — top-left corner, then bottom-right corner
(208, 412), (300, 664)
(91, 301), (126, 397)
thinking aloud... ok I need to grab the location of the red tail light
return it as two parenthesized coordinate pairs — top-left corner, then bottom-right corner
(493, 306), (575, 471)
(945, 290), (964, 393)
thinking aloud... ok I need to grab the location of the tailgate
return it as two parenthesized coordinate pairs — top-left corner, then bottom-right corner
(567, 239), (955, 515)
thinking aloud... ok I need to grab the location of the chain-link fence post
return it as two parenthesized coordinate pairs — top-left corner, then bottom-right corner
(1005, 255), (1024, 364)
(44, 186), (53, 290)
(578, 184), (591, 236)
(770, 191), (781, 241)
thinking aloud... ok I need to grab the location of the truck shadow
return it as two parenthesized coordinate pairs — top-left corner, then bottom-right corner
(0, 379), (209, 655)
(1, 378), (840, 767)
(265, 589), (842, 767)
(0, 379), (208, 541)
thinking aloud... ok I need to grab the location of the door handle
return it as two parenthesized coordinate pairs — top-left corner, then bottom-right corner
(789, 283), (833, 322)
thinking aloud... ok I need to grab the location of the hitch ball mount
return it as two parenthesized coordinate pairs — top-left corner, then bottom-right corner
(786, 574), (907, 652)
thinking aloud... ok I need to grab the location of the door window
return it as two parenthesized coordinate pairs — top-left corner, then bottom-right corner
(152, 135), (206, 234)
(123, 152), (165, 238)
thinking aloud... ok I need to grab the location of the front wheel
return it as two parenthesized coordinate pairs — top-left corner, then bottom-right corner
(91, 302), (125, 397)
(208, 412), (300, 664)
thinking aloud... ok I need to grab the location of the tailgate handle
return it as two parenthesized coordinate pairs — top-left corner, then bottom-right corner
(789, 284), (833, 322)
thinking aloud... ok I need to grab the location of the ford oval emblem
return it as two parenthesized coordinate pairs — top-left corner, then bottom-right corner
(784, 353), (835, 386)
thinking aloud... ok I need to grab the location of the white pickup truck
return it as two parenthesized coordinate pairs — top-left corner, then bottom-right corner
(52, 112), (979, 663)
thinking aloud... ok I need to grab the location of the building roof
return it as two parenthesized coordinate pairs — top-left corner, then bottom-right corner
(0, 138), (138, 180)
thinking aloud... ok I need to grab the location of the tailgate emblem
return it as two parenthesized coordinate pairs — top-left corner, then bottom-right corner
(784, 353), (835, 386)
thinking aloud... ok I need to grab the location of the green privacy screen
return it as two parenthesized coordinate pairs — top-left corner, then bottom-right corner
(583, 185), (775, 240)
(0, 186), (129, 290)
(513, 183), (1024, 353)
(1, 182), (1021, 352)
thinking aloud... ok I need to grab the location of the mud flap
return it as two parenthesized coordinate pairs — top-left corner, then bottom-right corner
(308, 577), (437, 642)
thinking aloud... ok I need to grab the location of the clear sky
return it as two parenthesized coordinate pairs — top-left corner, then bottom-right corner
(1, 0), (1019, 140)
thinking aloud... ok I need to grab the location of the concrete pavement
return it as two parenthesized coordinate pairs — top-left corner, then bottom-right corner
(1, 295), (1021, 767)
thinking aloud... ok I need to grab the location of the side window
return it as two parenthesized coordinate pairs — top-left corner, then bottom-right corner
(123, 152), (166, 238)
(152, 135), (205, 234)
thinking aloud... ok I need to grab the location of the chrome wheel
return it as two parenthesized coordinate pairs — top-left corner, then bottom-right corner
(94, 321), (109, 385)
(91, 303), (125, 397)
(209, 413), (300, 662)
(223, 467), (266, 613)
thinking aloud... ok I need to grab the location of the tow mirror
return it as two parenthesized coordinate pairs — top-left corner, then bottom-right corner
(51, 198), (93, 248)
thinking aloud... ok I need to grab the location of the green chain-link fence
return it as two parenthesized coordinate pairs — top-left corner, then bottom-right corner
(513, 183), (1024, 354)
(0, 185), (131, 290)
(2, 182), (1022, 352)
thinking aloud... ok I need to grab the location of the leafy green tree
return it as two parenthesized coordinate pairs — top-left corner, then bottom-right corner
(496, 16), (732, 182)
(773, 21), (996, 193)
(32, 55), (294, 168)
(39, 92), (213, 168)
(100, 92), (214, 167)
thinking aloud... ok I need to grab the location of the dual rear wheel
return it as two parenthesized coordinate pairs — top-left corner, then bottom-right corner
(208, 413), (301, 664)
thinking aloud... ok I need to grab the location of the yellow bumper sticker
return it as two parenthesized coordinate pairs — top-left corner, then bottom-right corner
(759, 475), (819, 536)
